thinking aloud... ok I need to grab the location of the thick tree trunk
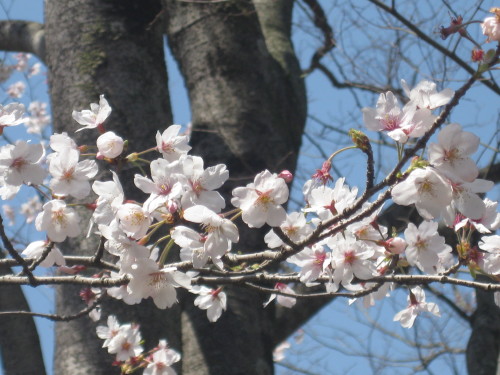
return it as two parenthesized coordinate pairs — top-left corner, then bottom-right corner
(44, 1), (178, 374)
(467, 276), (500, 375)
(0, 266), (46, 375)
(163, 1), (306, 373)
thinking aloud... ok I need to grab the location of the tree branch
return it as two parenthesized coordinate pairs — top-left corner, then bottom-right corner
(0, 20), (45, 62)
(367, 0), (500, 96)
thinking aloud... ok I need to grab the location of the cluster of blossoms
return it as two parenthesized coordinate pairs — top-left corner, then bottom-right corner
(0, 11), (498, 371)
(96, 315), (180, 374)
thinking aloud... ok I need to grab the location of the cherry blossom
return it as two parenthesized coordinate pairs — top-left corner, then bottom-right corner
(49, 148), (98, 199)
(106, 323), (143, 362)
(428, 123), (479, 182)
(134, 158), (185, 213)
(171, 226), (210, 268)
(96, 315), (122, 348)
(0, 102), (25, 134)
(182, 205), (239, 258)
(25, 101), (51, 134)
(362, 91), (434, 143)
(264, 283), (296, 308)
(193, 286), (227, 322)
(116, 203), (152, 239)
(482, 9), (500, 42)
(404, 221), (451, 274)
(35, 200), (81, 242)
(96, 131), (124, 159)
(305, 177), (358, 223)
(180, 155), (228, 212)
(454, 198), (500, 233)
(72, 94), (111, 132)
(7, 81), (25, 98)
(391, 167), (452, 220)
(0, 140), (46, 186)
(92, 171), (124, 226)
(156, 125), (191, 162)
(20, 195), (42, 223)
(401, 79), (454, 110)
(287, 244), (329, 284)
(329, 233), (376, 290)
(2, 205), (14, 225)
(232, 170), (289, 228)
(264, 211), (313, 248)
(144, 340), (180, 375)
(393, 287), (440, 328)
(478, 235), (500, 275)
(127, 259), (191, 309)
(22, 240), (66, 267)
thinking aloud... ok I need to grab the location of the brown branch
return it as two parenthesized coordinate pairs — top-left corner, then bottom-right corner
(300, 0), (336, 75)
(0, 255), (119, 272)
(0, 215), (36, 284)
(0, 20), (45, 62)
(367, 0), (500, 96)
(0, 292), (105, 322)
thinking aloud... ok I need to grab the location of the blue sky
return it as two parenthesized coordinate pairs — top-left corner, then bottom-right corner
(0, 1), (499, 374)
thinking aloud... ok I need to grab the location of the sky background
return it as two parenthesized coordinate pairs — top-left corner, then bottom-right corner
(0, 1), (499, 374)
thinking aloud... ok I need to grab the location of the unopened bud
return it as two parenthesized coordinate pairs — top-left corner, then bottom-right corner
(348, 129), (370, 151)
(384, 237), (407, 254)
(278, 170), (293, 183)
(126, 152), (139, 162)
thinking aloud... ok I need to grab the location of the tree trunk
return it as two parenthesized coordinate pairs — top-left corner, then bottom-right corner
(44, 1), (179, 374)
(0, 266), (46, 375)
(163, 1), (306, 373)
(467, 276), (500, 375)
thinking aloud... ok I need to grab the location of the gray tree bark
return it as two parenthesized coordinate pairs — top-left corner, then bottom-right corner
(44, 1), (179, 374)
(163, 1), (306, 373)
(0, 265), (46, 375)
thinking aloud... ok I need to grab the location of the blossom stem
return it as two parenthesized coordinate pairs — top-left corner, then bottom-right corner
(158, 239), (175, 266)
(327, 145), (357, 162)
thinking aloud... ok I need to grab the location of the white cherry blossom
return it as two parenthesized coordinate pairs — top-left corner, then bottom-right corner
(329, 233), (376, 289)
(231, 170), (289, 228)
(264, 212), (313, 248)
(127, 259), (191, 309)
(134, 158), (185, 213)
(391, 167), (452, 220)
(362, 91), (434, 143)
(144, 340), (181, 375)
(22, 240), (66, 267)
(25, 101), (50, 134)
(180, 155), (228, 212)
(401, 79), (454, 110)
(35, 200), (81, 242)
(193, 286), (227, 322)
(404, 221), (451, 274)
(428, 123), (479, 182)
(287, 244), (329, 284)
(182, 205), (239, 257)
(49, 148), (98, 199)
(0, 140), (46, 186)
(264, 283), (296, 308)
(393, 287), (440, 328)
(478, 235), (500, 275)
(156, 125), (191, 162)
(0, 102), (25, 134)
(96, 131), (124, 159)
(20, 195), (42, 223)
(116, 203), (152, 239)
(72, 94), (111, 132)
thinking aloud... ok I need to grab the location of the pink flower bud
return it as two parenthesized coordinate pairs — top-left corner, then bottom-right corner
(385, 237), (407, 254)
(278, 170), (293, 183)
